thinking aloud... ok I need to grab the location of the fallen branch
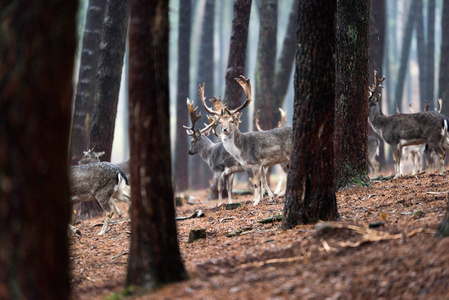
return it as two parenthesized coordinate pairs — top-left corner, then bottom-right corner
(237, 255), (305, 269)
(176, 210), (205, 221)
(220, 217), (236, 223)
(257, 214), (283, 224)
(111, 252), (128, 260)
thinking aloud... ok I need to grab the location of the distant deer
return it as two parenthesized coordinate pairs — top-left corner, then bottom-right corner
(202, 75), (292, 205)
(77, 149), (131, 217)
(367, 136), (380, 177)
(368, 70), (449, 178)
(69, 162), (131, 235)
(255, 108), (289, 195)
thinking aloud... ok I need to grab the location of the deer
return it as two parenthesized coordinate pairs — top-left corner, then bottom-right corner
(367, 136), (380, 177)
(255, 108), (289, 196)
(202, 75), (292, 205)
(184, 85), (254, 206)
(77, 149), (131, 218)
(69, 162), (131, 235)
(368, 70), (449, 178)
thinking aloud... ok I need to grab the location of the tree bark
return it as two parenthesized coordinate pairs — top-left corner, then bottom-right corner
(174, 0), (192, 193)
(254, 0), (277, 129)
(223, 0), (252, 109)
(0, 1), (76, 298)
(282, 0), (338, 229)
(272, 0), (298, 111)
(439, 0), (449, 116)
(126, 0), (187, 287)
(70, 0), (106, 164)
(427, 0), (436, 107)
(394, 0), (417, 110)
(191, 0), (215, 190)
(89, 0), (129, 161)
(334, 0), (371, 190)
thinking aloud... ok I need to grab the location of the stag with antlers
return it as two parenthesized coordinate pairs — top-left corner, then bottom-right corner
(202, 75), (292, 205)
(184, 84), (252, 206)
(368, 70), (449, 178)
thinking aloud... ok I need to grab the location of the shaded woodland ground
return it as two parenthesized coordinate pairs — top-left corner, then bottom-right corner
(70, 168), (449, 299)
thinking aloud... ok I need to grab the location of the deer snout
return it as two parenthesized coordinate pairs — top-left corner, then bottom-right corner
(222, 126), (230, 135)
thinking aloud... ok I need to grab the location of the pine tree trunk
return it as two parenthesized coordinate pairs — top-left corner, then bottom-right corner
(70, 0), (106, 164)
(127, 0), (187, 287)
(89, 0), (129, 161)
(272, 0), (298, 110)
(174, 0), (192, 193)
(334, 0), (371, 190)
(427, 0), (436, 107)
(282, 0), (338, 229)
(415, 0), (426, 109)
(439, 0), (449, 116)
(0, 1), (76, 298)
(254, 0), (277, 130)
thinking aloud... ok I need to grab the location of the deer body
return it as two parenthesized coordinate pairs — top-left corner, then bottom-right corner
(368, 71), (449, 177)
(69, 161), (131, 235)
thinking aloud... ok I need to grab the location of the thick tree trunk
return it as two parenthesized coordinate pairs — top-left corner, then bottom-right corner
(0, 1), (76, 298)
(282, 0), (338, 229)
(439, 0), (449, 116)
(70, 0), (106, 164)
(89, 0), (129, 161)
(191, 0), (215, 190)
(174, 0), (192, 193)
(254, 0), (277, 129)
(273, 0), (298, 110)
(335, 0), (371, 190)
(126, 0), (187, 287)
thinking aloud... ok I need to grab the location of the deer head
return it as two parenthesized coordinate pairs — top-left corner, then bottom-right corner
(78, 149), (105, 165)
(368, 70), (385, 107)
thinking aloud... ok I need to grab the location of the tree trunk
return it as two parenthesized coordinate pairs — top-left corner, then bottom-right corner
(272, 0), (298, 110)
(254, 0), (277, 130)
(174, 0), (192, 193)
(415, 0), (426, 109)
(427, 0), (436, 107)
(89, 0), (129, 161)
(191, 0), (215, 190)
(126, 0), (187, 287)
(394, 0), (417, 110)
(436, 199), (449, 237)
(334, 0), (371, 190)
(0, 1), (76, 298)
(282, 0), (338, 229)
(223, 0), (252, 109)
(439, 0), (449, 116)
(71, 0), (107, 219)
(70, 0), (106, 164)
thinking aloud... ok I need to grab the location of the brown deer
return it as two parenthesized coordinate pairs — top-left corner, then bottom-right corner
(368, 70), (449, 178)
(202, 75), (292, 205)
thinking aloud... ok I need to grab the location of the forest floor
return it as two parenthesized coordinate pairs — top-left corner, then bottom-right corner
(70, 169), (449, 300)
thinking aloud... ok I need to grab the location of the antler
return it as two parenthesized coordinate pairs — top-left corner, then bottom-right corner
(369, 70), (386, 96)
(199, 83), (221, 117)
(254, 110), (262, 131)
(438, 98), (443, 113)
(228, 75), (252, 115)
(277, 108), (287, 127)
(183, 98), (202, 134)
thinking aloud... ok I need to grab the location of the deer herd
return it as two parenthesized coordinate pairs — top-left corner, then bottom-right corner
(69, 71), (449, 235)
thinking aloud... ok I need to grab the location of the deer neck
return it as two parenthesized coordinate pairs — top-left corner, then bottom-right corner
(368, 103), (387, 136)
(221, 126), (246, 164)
(197, 135), (216, 159)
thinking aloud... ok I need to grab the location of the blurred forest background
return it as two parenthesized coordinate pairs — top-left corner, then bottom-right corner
(74, 0), (447, 190)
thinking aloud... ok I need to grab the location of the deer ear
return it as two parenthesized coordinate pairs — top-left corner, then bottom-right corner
(97, 151), (105, 157)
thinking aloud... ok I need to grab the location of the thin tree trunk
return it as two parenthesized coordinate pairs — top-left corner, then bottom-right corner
(394, 0), (417, 109)
(126, 0), (188, 287)
(427, 0), (436, 107)
(70, 0), (106, 164)
(272, 0), (298, 111)
(174, 0), (192, 192)
(0, 1), (77, 298)
(254, 0), (277, 129)
(89, 0), (129, 161)
(282, 0), (338, 229)
(438, 0), (449, 117)
(415, 0), (426, 108)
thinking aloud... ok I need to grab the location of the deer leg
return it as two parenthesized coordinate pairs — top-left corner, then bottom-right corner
(392, 146), (402, 178)
(252, 170), (261, 206)
(217, 173), (223, 206)
(96, 193), (115, 235)
(261, 165), (274, 201)
(226, 174), (234, 204)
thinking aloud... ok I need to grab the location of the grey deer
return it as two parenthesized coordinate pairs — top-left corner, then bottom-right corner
(69, 161), (131, 235)
(255, 108), (289, 196)
(368, 70), (449, 178)
(367, 136), (380, 177)
(202, 75), (292, 205)
(77, 149), (131, 217)
(184, 87), (251, 206)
